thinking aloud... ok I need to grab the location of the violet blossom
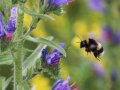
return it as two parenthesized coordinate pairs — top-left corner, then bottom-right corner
(41, 43), (64, 65)
(102, 26), (120, 45)
(0, 14), (5, 38)
(52, 76), (79, 90)
(48, 0), (75, 6)
(6, 7), (17, 41)
(110, 69), (117, 82)
(87, 0), (105, 12)
(92, 63), (104, 78)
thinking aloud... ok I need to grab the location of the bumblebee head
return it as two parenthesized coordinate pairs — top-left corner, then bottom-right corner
(80, 40), (86, 48)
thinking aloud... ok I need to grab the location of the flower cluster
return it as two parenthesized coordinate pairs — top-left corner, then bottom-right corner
(41, 43), (65, 65)
(0, 7), (17, 41)
(41, 0), (75, 15)
(87, 0), (106, 12)
(49, 0), (75, 6)
(110, 69), (117, 82)
(102, 26), (120, 45)
(52, 76), (79, 90)
(92, 63), (104, 78)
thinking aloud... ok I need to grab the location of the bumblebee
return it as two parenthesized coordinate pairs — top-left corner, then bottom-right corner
(80, 38), (104, 59)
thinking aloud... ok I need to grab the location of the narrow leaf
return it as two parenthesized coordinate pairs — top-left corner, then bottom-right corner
(38, 14), (55, 21)
(3, 76), (13, 90)
(0, 55), (13, 65)
(22, 7), (54, 21)
(25, 36), (66, 57)
(0, 77), (5, 90)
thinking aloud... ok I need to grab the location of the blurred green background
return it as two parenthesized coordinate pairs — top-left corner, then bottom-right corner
(1, 0), (120, 90)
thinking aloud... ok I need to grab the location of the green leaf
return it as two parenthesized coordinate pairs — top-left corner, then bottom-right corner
(17, 82), (30, 90)
(22, 82), (31, 90)
(0, 54), (13, 65)
(12, 0), (18, 4)
(25, 36), (66, 57)
(38, 14), (55, 21)
(0, 76), (12, 90)
(22, 36), (53, 76)
(0, 77), (5, 90)
(22, 7), (54, 21)
(3, 76), (13, 90)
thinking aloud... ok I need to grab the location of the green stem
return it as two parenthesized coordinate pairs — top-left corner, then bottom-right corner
(23, 17), (40, 37)
(13, 2), (24, 90)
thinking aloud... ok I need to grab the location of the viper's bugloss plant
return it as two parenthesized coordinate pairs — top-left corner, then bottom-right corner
(0, 0), (74, 89)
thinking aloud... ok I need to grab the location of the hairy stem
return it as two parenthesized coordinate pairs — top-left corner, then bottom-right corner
(13, 2), (24, 90)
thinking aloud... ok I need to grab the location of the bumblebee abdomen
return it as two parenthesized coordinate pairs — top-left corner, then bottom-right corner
(93, 47), (104, 58)
(98, 47), (104, 56)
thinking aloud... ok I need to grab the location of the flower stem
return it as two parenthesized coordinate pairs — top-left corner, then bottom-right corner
(13, 2), (24, 90)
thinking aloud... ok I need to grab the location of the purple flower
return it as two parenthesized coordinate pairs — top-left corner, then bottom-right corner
(41, 43), (65, 65)
(0, 7), (17, 40)
(41, 49), (48, 61)
(49, 0), (74, 6)
(92, 63), (104, 78)
(52, 76), (71, 90)
(5, 7), (17, 42)
(6, 17), (16, 33)
(46, 43), (64, 65)
(102, 26), (120, 45)
(110, 69), (117, 82)
(6, 7), (17, 33)
(10, 7), (18, 17)
(112, 32), (120, 45)
(102, 26), (113, 43)
(87, 0), (105, 12)
(0, 14), (5, 38)
(52, 76), (79, 90)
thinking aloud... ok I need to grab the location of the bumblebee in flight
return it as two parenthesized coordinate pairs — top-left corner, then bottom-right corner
(80, 38), (104, 60)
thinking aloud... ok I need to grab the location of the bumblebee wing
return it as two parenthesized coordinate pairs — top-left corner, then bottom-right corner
(87, 32), (95, 39)
(87, 32), (100, 42)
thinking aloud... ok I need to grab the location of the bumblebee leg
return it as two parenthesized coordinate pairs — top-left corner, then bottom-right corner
(97, 57), (101, 61)
(89, 52), (91, 54)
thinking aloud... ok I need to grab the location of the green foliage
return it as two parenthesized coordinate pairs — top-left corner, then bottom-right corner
(0, 76), (13, 90)
(0, 54), (13, 65)
(12, 0), (18, 4)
